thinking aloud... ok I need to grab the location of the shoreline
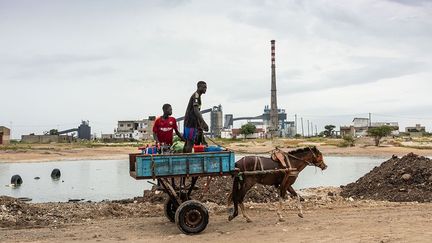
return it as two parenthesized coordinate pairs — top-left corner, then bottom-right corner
(1, 143), (432, 163)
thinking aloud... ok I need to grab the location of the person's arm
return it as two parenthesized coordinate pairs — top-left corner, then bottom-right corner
(153, 132), (159, 143)
(152, 118), (160, 143)
(174, 128), (185, 142)
(193, 105), (208, 131)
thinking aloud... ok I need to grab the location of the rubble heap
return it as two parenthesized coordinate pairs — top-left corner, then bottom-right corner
(140, 176), (282, 205)
(341, 153), (432, 202)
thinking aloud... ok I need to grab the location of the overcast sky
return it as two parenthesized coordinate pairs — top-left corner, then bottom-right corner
(1, 0), (432, 138)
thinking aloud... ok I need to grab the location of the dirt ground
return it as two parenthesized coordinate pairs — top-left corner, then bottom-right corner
(2, 200), (432, 242)
(1, 187), (432, 242)
(2, 140), (432, 242)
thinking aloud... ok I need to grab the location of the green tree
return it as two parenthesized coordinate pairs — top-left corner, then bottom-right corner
(49, 129), (59, 135)
(323, 125), (336, 137)
(240, 123), (256, 138)
(368, 126), (393, 146)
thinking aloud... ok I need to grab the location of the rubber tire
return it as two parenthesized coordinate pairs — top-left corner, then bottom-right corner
(51, 168), (61, 179)
(164, 198), (178, 223)
(11, 175), (23, 185)
(175, 200), (209, 235)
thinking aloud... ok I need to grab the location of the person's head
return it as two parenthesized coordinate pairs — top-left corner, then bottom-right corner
(162, 104), (172, 116)
(197, 81), (207, 94)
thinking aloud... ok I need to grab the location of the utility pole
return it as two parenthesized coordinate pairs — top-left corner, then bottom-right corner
(294, 114), (297, 136)
(307, 120), (310, 137)
(301, 117), (304, 137)
(315, 125), (317, 136)
(369, 112), (372, 127)
(311, 122), (313, 137)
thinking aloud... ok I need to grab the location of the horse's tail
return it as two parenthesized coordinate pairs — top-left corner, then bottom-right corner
(227, 174), (239, 205)
(228, 158), (243, 206)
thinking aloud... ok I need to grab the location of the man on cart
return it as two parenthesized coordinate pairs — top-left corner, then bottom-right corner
(153, 103), (184, 148)
(183, 81), (209, 152)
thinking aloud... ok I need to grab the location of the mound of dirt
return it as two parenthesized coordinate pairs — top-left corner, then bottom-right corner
(341, 153), (432, 202)
(139, 176), (282, 205)
(0, 196), (160, 229)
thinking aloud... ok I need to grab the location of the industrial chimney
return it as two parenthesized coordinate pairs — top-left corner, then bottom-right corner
(270, 40), (279, 137)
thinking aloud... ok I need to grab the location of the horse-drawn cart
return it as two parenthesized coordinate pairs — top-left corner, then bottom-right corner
(129, 151), (236, 234)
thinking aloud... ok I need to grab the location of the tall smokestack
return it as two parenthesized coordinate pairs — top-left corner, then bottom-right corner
(270, 40), (279, 137)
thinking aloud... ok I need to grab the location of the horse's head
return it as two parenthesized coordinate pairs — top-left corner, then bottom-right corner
(308, 146), (327, 170)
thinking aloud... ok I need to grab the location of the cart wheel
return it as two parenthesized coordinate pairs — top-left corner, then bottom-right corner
(175, 200), (209, 235)
(164, 198), (178, 223)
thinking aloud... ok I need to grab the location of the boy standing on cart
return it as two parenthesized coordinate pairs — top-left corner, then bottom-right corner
(153, 103), (184, 147)
(183, 81), (209, 153)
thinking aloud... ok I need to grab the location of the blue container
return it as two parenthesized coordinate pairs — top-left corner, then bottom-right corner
(204, 145), (223, 152)
(134, 151), (235, 178)
(145, 147), (157, 154)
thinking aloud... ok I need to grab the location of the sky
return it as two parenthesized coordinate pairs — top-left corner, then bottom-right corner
(1, 0), (432, 139)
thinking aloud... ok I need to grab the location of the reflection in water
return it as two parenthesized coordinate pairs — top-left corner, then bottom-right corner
(0, 156), (384, 203)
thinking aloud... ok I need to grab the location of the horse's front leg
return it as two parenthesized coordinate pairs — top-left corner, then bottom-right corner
(277, 185), (289, 222)
(277, 197), (285, 222)
(287, 185), (304, 218)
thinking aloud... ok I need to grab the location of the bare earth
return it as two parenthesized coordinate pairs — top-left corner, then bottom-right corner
(2, 200), (432, 242)
(1, 140), (432, 242)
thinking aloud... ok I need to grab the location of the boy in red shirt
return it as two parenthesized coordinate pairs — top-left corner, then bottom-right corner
(153, 104), (184, 145)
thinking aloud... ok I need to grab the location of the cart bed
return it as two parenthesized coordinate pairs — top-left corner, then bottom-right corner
(129, 151), (235, 179)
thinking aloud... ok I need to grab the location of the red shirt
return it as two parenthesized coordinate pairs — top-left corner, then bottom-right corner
(152, 116), (178, 145)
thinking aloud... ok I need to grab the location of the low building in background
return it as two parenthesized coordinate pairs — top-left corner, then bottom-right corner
(221, 128), (265, 139)
(340, 118), (399, 137)
(371, 122), (399, 136)
(405, 124), (426, 137)
(0, 126), (11, 145)
(114, 117), (155, 140)
(21, 134), (74, 143)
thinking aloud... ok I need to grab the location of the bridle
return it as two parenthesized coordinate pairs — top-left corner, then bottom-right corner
(285, 147), (326, 169)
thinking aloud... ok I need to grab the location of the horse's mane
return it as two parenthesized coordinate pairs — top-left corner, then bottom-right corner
(287, 146), (318, 155)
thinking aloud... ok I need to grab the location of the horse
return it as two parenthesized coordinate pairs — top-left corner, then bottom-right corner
(228, 146), (327, 222)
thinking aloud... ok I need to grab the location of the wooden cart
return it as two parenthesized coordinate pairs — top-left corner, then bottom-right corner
(129, 151), (236, 234)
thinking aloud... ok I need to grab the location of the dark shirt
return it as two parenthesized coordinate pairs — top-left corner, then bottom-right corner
(184, 92), (201, 128)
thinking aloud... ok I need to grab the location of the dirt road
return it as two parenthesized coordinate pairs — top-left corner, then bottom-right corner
(2, 202), (432, 242)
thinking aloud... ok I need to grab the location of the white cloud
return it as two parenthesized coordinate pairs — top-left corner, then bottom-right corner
(1, 0), (431, 138)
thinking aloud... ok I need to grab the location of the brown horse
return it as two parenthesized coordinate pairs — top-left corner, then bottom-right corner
(228, 146), (327, 222)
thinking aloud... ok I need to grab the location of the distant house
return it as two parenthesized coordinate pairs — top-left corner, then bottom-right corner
(114, 117), (155, 140)
(0, 126), (11, 145)
(340, 118), (399, 137)
(371, 122), (399, 136)
(340, 118), (369, 137)
(221, 128), (265, 139)
(405, 124), (426, 137)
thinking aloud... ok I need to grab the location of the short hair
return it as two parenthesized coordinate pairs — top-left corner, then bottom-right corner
(197, 81), (206, 88)
(162, 103), (171, 111)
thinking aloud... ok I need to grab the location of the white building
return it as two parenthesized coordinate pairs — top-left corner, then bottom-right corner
(114, 118), (155, 140)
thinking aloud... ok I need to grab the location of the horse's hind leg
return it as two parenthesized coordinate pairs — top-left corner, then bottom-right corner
(239, 203), (252, 223)
(238, 180), (255, 223)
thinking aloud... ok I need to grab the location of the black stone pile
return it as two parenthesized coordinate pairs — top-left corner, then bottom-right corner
(341, 153), (432, 202)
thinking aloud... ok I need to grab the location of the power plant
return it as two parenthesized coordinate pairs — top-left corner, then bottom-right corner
(176, 40), (291, 138)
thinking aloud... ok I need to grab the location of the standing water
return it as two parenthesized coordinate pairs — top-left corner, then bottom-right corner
(0, 156), (385, 203)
